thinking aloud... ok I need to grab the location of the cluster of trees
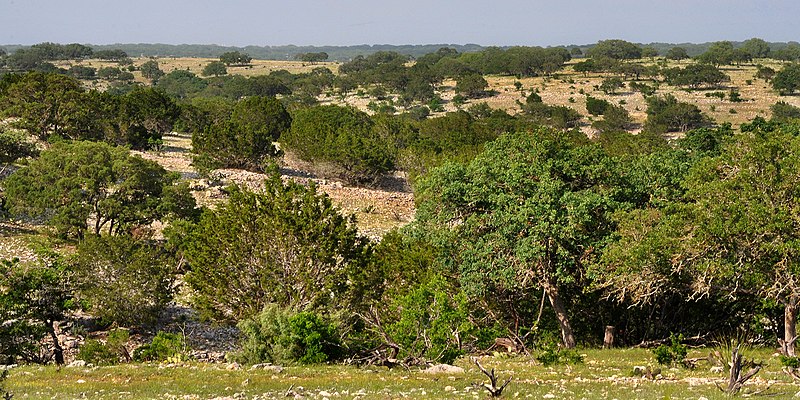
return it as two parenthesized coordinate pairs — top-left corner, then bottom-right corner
(0, 72), (179, 148)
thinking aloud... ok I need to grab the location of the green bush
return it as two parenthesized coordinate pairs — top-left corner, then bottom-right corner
(652, 333), (688, 366)
(133, 331), (185, 362)
(385, 275), (474, 364)
(230, 304), (341, 365)
(281, 104), (394, 185)
(77, 339), (118, 365)
(585, 96), (611, 115)
(533, 331), (584, 366)
(286, 312), (341, 364)
(780, 355), (800, 368)
(192, 96), (290, 173)
(73, 235), (177, 327)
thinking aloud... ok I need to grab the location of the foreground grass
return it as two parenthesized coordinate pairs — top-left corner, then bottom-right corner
(6, 348), (799, 399)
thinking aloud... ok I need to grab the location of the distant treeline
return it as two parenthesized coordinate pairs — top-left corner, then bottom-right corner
(1, 41), (798, 61)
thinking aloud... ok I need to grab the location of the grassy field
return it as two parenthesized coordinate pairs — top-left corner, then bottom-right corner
(5, 348), (798, 399)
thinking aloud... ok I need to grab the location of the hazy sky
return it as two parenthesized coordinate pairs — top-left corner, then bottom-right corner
(1, 0), (798, 47)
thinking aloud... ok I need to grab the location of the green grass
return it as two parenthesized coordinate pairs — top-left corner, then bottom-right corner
(6, 348), (798, 399)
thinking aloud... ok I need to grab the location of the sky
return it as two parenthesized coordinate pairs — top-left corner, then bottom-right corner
(1, 0), (798, 47)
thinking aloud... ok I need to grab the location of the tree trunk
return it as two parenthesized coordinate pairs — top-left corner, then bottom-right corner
(603, 326), (615, 349)
(544, 282), (576, 348)
(48, 320), (64, 365)
(785, 296), (798, 357)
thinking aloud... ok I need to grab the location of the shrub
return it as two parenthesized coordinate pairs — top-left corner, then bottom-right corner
(652, 334), (688, 366)
(230, 304), (341, 365)
(385, 275), (474, 364)
(280, 105), (394, 185)
(771, 101), (800, 122)
(585, 96), (611, 115)
(73, 235), (177, 327)
(192, 96), (290, 173)
(133, 332), (185, 362)
(177, 177), (375, 321)
(77, 328), (130, 365)
(77, 340), (118, 365)
(533, 331), (584, 366)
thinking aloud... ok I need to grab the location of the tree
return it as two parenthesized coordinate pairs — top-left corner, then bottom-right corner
(587, 39), (642, 60)
(645, 94), (708, 132)
(117, 87), (181, 148)
(192, 96), (291, 171)
(4, 141), (195, 239)
(0, 257), (74, 365)
(175, 176), (374, 321)
(663, 64), (729, 89)
(0, 126), (37, 164)
(413, 129), (625, 348)
(666, 47), (689, 61)
(156, 70), (207, 99)
(139, 60), (164, 82)
(599, 77), (624, 94)
(295, 52), (329, 63)
(1, 72), (84, 140)
(281, 105), (394, 184)
(219, 51), (252, 66)
(455, 73), (488, 98)
(771, 101), (800, 122)
(72, 234), (177, 327)
(201, 61), (227, 77)
(641, 46), (659, 59)
(741, 38), (771, 59)
(600, 122), (800, 356)
(697, 41), (735, 66)
(772, 63), (800, 95)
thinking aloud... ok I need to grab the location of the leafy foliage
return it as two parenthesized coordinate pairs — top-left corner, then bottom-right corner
(281, 105), (394, 184)
(4, 141), (196, 239)
(385, 275), (474, 364)
(176, 175), (374, 321)
(192, 96), (290, 172)
(772, 63), (800, 95)
(645, 94), (708, 132)
(0, 257), (74, 364)
(231, 304), (341, 365)
(652, 334), (688, 366)
(72, 235), (177, 327)
(133, 332), (185, 362)
(413, 128), (625, 348)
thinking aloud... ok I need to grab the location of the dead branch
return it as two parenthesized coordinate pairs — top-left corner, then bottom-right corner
(715, 345), (762, 395)
(473, 358), (512, 398)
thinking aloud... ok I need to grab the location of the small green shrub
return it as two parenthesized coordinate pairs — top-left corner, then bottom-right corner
(652, 333), (688, 366)
(728, 90), (743, 102)
(77, 339), (118, 365)
(533, 331), (584, 366)
(705, 91), (726, 99)
(230, 304), (341, 365)
(780, 355), (800, 368)
(286, 312), (341, 364)
(585, 96), (611, 115)
(133, 332), (185, 362)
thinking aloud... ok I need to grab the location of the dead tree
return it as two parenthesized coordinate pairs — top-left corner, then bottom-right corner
(715, 345), (762, 395)
(473, 358), (512, 398)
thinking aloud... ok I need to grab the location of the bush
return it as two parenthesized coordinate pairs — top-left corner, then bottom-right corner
(133, 332), (185, 362)
(77, 340), (118, 365)
(385, 275), (474, 364)
(72, 235), (177, 327)
(771, 101), (800, 122)
(177, 177), (375, 321)
(281, 105), (395, 185)
(230, 304), (341, 365)
(652, 334), (688, 366)
(77, 328), (130, 365)
(585, 96), (611, 115)
(192, 96), (290, 173)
